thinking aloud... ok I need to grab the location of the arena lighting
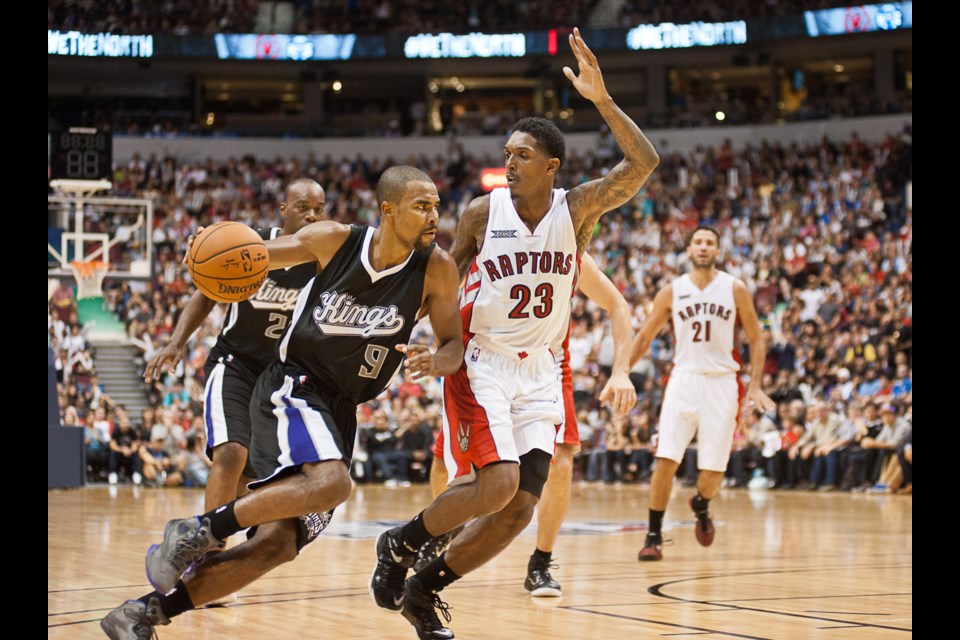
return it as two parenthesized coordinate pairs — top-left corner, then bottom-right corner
(480, 168), (508, 192)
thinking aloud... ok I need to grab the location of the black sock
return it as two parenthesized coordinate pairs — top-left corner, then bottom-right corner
(691, 493), (710, 513)
(201, 501), (240, 542)
(410, 553), (461, 594)
(649, 509), (665, 536)
(399, 511), (432, 553)
(139, 581), (195, 619)
(532, 548), (552, 564)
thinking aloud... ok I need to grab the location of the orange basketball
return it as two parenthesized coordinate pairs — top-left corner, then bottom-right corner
(187, 221), (270, 304)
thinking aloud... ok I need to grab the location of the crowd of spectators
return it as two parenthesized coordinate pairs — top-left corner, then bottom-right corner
(48, 0), (258, 36)
(50, 119), (912, 494)
(48, 0), (860, 36)
(615, 0), (855, 29)
(46, 0), (598, 35)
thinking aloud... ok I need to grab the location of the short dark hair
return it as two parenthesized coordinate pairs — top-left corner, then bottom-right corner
(376, 165), (434, 207)
(512, 117), (566, 167)
(687, 225), (720, 246)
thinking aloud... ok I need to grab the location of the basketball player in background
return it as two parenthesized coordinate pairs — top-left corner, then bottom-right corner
(630, 226), (776, 561)
(142, 178), (325, 601)
(413, 253), (636, 597)
(370, 28), (659, 640)
(101, 166), (464, 639)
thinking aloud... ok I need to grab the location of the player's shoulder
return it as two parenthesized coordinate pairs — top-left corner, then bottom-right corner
(454, 195), (491, 235)
(426, 245), (459, 277)
(306, 219), (355, 240)
(724, 270), (748, 291)
(466, 192), (492, 214)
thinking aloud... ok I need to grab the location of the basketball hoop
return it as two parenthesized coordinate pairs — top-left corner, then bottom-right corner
(70, 260), (109, 299)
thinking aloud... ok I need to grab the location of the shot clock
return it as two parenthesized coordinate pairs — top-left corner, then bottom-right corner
(50, 127), (112, 181)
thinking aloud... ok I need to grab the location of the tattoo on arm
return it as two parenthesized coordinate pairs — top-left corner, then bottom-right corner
(450, 198), (488, 281)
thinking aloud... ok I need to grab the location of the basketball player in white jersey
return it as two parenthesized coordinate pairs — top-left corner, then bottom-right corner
(371, 27), (659, 640)
(630, 226), (776, 561)
(410, 252), (636, 596)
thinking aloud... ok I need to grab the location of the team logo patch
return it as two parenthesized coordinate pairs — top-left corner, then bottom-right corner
(470, 346), (481, 362)
(491, 229), (517, 238)
(299, 510), (334, 543)
(458, 422), (470, 453)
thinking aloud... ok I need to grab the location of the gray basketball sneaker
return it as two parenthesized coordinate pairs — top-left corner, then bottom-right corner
(145, 517), (220, 594)
(100, 597), (170, 640)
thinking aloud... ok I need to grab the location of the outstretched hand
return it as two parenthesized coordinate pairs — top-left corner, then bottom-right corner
(396, 343), (437, 381)
(562, 27), (609, 103)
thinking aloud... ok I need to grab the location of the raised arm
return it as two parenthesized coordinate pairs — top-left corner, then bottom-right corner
(577, 253), (636, 416)
(447, 196), (489, 282)
(144, 290), (217, 383)
(264, 220), (351, 270)
(563, 27), (660, 251)
(397, 249), (465, 380)
(733, 280), (776, 413)
(629, 284), (674, 367)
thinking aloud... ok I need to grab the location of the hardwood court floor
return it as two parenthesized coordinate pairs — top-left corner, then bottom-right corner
(49, 482), (912, 639)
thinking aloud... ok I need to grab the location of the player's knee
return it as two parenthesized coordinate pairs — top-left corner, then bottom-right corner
(498, 492), (538, 536)
(551, 445), (575, 478)
(301, 460), (353, 510)
(654, 457), (680, 476)
(322, 464), (354, 507)
(251, 525), (299, 566)
(474, 463), (521, 514)
(212, 442), (248, 472)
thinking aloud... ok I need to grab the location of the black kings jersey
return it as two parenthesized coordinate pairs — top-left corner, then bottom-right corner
(278, 225), (433, 405)
(209, 227), (317, 372)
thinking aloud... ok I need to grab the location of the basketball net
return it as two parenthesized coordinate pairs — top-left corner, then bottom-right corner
(70, 260), (109, 299)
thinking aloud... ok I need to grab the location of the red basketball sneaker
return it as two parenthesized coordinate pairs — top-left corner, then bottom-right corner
(638, 533), (664, 561)
(689, 496), (715, 547)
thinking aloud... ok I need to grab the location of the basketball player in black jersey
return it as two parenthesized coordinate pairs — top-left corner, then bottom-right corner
(142, 178), (325, 585)
(101, 166), (464, 640)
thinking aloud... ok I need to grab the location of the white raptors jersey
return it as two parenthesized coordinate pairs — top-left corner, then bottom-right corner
(461, 187), (578, 356)
(671, 270), (741, 374)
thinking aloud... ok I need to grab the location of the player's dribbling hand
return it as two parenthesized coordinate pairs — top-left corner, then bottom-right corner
(563, 27), (609, 103)
(599, 372), (637, 417)
(182, 226), (205, 265)
(396, 344), (435, 381)
(144, 343), (182, 384)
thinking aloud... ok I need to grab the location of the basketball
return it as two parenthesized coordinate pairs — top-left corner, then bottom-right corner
(187, 221), (270, 303)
